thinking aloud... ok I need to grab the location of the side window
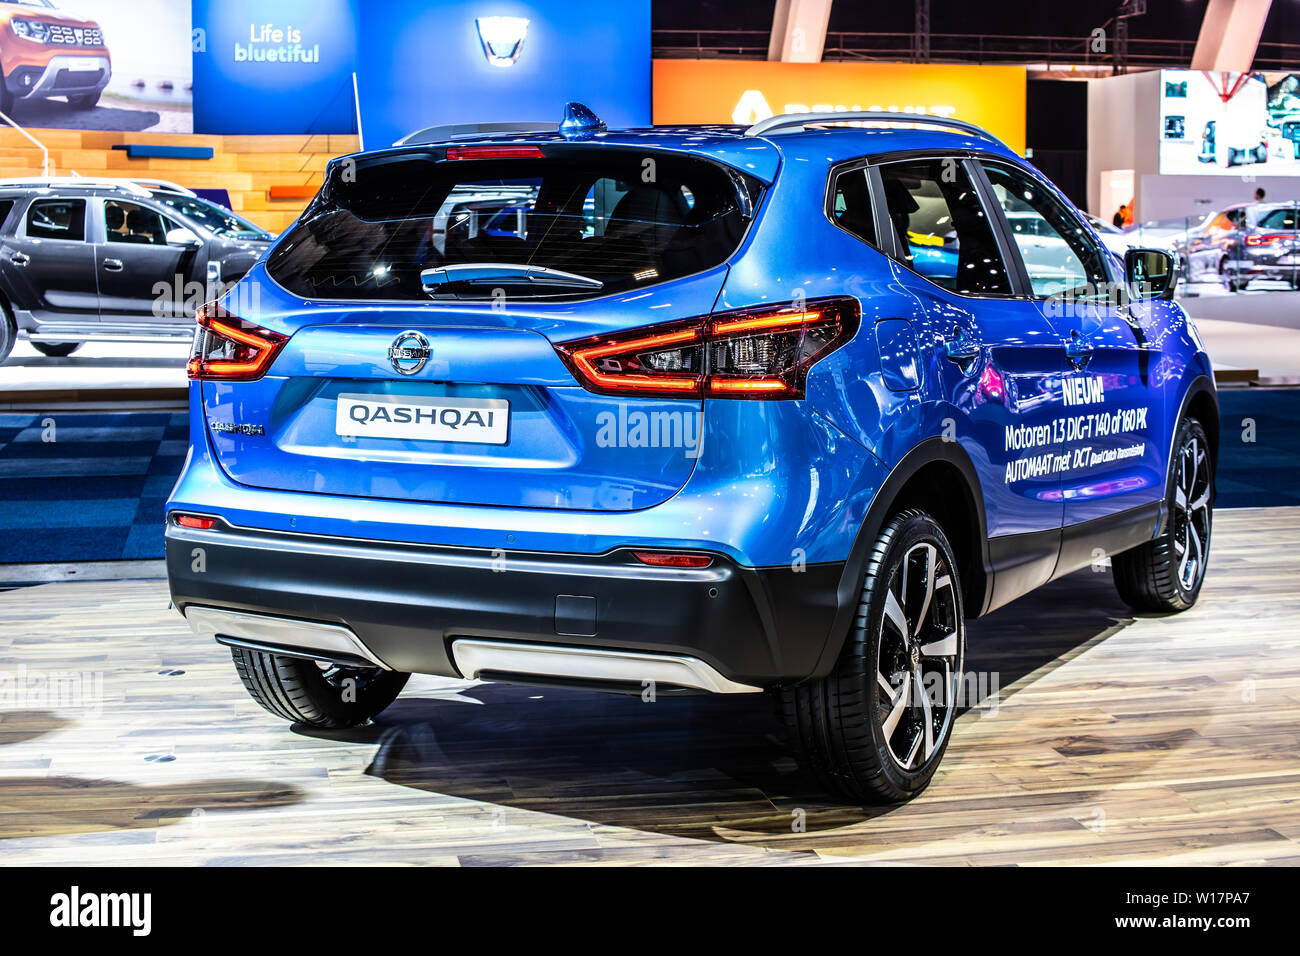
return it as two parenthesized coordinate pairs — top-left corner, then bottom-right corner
(0, 199), (14, 231)
(26, 199), (86, 241)
(104, 200), (170, 245)
(982, 162), (1111, 298)
(877, 159), (1011, 295)
(829, 166), (876, 246)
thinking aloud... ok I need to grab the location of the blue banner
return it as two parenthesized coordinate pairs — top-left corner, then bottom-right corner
(355, 1), (651, 147)
(191, 0), (650, 141)
(193, 0), (360, 135)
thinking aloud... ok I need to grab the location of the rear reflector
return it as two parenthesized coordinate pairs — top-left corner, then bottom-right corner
(445, 145), (545, 160)
(175, 514), (215, 530)
(556, 297), (859, 400)
(632, 551), (714, 568)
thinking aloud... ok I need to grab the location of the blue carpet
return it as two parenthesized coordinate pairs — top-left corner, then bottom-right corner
(1214, 390), (1300, 509)
(0, 412), (186, 563)
(0, 395), (1295, 564)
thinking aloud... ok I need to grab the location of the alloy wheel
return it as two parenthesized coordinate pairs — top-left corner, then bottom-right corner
(876, 541), (962, 770)
(1171, 433), (1212, 593)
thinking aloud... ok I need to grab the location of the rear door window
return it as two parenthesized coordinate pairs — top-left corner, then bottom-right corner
(268, 148), (761, 301)
(26, 199), (86, 241)
(876, 159), (1011, 295)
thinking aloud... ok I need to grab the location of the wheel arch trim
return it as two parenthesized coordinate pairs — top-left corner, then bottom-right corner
(807, 436), (991, 680)
(1159, 371), (1219, 537)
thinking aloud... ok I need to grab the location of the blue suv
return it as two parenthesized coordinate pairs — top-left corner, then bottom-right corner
(166, 107), (1217, 802)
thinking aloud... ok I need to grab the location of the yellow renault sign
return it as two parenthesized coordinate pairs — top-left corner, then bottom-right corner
(654, 60), (1026, 155)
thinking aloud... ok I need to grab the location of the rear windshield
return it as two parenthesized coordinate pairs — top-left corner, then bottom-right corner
(1256, 206), (1299, 230)
(266, 148), (760, 301)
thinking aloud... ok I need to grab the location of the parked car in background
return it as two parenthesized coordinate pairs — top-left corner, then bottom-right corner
(0, 178), (272, 363)
(0, 0), (111, 114)
(1082, 212), (1177, 259)
(1133, 211), (1213, 252)
(1183, 201), (1300, 290)
(166, 107), (1216, 803)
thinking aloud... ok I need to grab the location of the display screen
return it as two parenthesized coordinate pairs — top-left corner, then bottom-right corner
(1159, 69), (1300, 176)
(1, 0), (192, 132)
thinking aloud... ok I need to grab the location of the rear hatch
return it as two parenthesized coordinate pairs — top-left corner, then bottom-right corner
(197, 143), (765, 511)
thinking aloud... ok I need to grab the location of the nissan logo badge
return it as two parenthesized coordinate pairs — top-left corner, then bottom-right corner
(388, 330), (430, 375)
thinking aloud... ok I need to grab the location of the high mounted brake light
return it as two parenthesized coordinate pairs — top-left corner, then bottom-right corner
(187, 303), (288, 382)
(555, 297), (860, 400)
(445, 145), (545, 160)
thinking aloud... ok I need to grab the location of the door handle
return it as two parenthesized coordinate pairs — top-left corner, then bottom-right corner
(9, 252), (28, 266)
(102, 258), (123, 272)
(1064, 330), (1094, 367)
(944, 326), (981, 370)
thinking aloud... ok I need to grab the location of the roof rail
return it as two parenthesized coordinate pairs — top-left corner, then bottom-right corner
(129, 178), (197, 197)
(743, 111), (1008, 149)
(0, 176), (152, 196)
(394, 121), (553, 147)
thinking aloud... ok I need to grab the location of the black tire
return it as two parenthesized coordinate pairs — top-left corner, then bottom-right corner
(67, 92), (101, 110)
(782, 510), (966, 803)
(1113, 417), (1213, 612)
(1218, 258), (1246, 292)
(32, 342), (80, 357)
(0, 301), (14, 365)
(230, 647), (410, 729)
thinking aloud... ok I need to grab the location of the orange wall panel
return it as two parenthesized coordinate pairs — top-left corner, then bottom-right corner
(653, 60), (1027, 156)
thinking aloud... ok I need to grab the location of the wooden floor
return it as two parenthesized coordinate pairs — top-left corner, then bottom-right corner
(1, 508), (1298, 866)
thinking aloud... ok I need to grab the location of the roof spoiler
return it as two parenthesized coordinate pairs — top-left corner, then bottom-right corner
(744, 111), (1008, 150)
(394, 122), (552, 147)
(395, 102), (606, 147)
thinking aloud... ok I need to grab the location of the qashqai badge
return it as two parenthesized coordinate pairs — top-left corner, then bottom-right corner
(388, 331), (431, 375)
(475, 16), (530, 68)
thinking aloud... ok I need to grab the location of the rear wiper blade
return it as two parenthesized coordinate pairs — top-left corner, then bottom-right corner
(421, 263), (604, 293)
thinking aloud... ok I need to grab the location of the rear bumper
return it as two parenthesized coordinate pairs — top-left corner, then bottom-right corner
(1238, 259), (1299, 280)
(166, 518), (845, 690)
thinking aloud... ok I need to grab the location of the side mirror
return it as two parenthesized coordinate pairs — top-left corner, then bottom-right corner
(166, 227), (202, 249)
(1125, 247), (1176, 301)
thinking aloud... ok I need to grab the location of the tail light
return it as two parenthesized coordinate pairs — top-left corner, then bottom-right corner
(555, 297), (859, 400)
(1245, 233), (1290, 246)
(187, 302), (288, 382)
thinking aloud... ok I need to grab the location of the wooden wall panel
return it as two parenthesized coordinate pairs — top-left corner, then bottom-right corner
(0, 129), (360, 235)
